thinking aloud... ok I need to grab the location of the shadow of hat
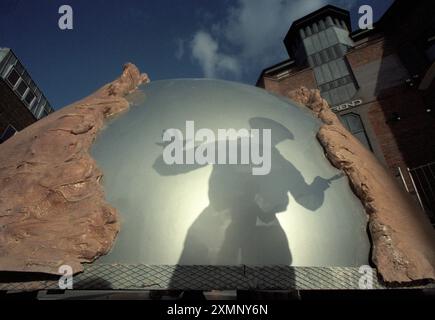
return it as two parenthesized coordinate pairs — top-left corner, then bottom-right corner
(249, 117), (294, 145)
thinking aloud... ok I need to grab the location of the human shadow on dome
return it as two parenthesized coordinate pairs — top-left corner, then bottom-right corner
(153, 118), (341, 288)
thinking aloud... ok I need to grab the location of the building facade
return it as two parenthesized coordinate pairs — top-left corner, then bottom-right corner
(0, 48), (54, 143)
(257, 2), (435, 222)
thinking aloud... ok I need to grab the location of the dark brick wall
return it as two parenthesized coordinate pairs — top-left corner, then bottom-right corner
(259, 34), (435, 192)
(368, 86), (435, 164)
(0, 79), (36, 135)
(346, 36), (435, 191)
(348, 36), (435, 175)
(346, 36), (395, 69)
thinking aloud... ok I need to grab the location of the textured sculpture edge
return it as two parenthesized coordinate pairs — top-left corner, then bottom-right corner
(1, 62), (434, 284)
(0, 63), (149, 275)
(288, 87), (435, 283)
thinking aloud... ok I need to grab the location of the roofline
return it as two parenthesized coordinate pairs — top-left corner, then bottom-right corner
(0, 48), (11, 63)
(264, 59), (294, 74)
(1, 48), (54, 112)
(290, 4), (349, 29)
(284, 5), (351, 44)
(350, 23), (381, 41)
(256, 59), (295, 85)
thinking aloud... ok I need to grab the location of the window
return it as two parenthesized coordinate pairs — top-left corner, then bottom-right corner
(21, 71), (31, 84)
(36, 99), (47, 118)
(14, 61), (24, 74)
(340, 113), (372, 150)
(24, 90), (35, 106)
(31, 96), (41, 113)
(0, 124), (17, 143)
(318, 30), (329, 49)
(303, 37), (315, 55)
(44, 104), (53, 115)
(320, 63), (333, 83)
(16, 80), (28, 97)
(6, 69), (20, 87)
(41, 106), (51, 118)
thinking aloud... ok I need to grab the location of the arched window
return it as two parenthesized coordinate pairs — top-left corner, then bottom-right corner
(340, 113), (372, 150)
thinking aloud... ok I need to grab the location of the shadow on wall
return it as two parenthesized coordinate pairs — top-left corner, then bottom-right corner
(370, 1), (435, 170)
(370, 30), (435, 219)
(153, 117), (340, 289)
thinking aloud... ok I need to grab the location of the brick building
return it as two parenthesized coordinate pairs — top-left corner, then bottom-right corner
(0, 48), (54, 143)
(257, 2), (435, 221)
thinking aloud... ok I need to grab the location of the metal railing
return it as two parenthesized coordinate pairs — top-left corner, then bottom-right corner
(408, 162), (435, 225)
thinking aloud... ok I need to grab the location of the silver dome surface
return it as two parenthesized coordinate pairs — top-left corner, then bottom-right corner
(91, 79), (370, 267)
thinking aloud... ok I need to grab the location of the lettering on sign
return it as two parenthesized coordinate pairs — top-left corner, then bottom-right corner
(331, 99), (363, 112)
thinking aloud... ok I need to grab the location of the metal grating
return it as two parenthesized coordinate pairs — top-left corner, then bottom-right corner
(0, 264), (393, 292)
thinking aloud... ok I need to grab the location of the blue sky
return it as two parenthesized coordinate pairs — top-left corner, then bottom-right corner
(0, 0), (394, 109)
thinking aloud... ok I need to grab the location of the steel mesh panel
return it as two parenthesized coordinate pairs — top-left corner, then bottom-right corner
(0, 264), (391, 291)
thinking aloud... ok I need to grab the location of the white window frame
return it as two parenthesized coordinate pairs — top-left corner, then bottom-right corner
(5, 67), (21, 89)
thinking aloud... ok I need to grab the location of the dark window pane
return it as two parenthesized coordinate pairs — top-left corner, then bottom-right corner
(346, 114), (364, 132)
(354, 132), (371, 149)
(24, 90), (35, 106)
(320, 50), (328, 64)
(0, 125), (17, 143)
(318, 31), (328, 49)
(22, 71), (31, 83)
(328, 46), (337, 60)
(329, 87), (340, 105)
(314, 53), (321, 66)
(6, 69), (20, 87)
(340, 113), (372, 151)
(314, 66), (325, 84)
(31, 103), (39, 114)
(40, 105), (52, 118)
(16, 80), (28, 97)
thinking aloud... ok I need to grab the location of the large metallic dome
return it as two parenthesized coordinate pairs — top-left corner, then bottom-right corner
(92, 79), (370, 267)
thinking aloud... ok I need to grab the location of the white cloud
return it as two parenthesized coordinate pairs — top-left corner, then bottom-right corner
(191, 31), (241, 78)
(188, 0), (357, 79)
(223, 0), (327, 62)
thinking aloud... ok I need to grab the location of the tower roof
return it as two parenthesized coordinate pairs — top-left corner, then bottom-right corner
(283, 5), (351, 44)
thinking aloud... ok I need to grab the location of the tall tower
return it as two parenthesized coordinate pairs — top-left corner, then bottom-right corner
(283, 5), (357, 106)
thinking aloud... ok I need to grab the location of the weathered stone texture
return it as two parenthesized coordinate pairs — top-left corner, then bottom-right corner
(289, 87), (435, 283)
(0, 63), (149, 275)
